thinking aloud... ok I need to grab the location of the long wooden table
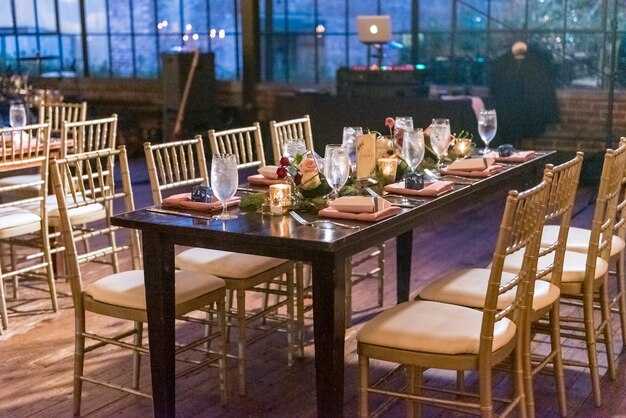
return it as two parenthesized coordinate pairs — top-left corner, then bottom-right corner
(111, 151), (554, 417)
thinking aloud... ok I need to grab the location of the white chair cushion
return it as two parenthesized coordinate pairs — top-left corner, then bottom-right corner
(502, 249), (608, 283)
(175, 248), (288, 279)
(25, 194), (106, 226)
(0, 174), (41, 189)
(85, 269), (225, 311)
(419, 268), (560, 312)
(356, 300), (516, 355)
(541, 225), (625, 257)
(0, 207), (41, 237)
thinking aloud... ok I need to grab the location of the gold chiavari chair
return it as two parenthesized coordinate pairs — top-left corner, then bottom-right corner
(145, 136), (297, 396)
(208, 122), (266, 170)
(0, 123), (56, 333)
(357, 176), (551, 417)
(39, 100), (87, 138)
(268, 115), (385, 328)
(419, 153), (584, 417)
(50, 146), (227, 415)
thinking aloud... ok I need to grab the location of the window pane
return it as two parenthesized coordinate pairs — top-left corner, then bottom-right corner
(212, 32), (238, 79)
(85, 0), (108, 34)
(491, 0), (526, 30)
(319, 0), (346, 33)
(36, 0), (56, 32)
(16, 0), (37, 34)
(132, 0), (156, 34)
(61, 34), (82, 74)
(109, 0), (132, 34)
(157, 1), (182, 33)
(528, 0), (564, 30)
(183, 0), (208, 34)
(458, 0), (488, 31)
(87, 35), (110, 76)
(111, 35), (133, 77)
(135, 35), (158, 77)
(39, 35), (60, 73)
(59, 0), (81, 34)
(420, 1), (452, 31)
(0, 0), (13, 29)
(567, 1), (602, 30)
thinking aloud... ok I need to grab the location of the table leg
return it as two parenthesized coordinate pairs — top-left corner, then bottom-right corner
(396, 230), (413, 303)
(142, 230), (176, 418)
(311, 252), (346, 417)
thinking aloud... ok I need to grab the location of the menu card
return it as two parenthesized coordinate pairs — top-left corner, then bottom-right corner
(356, 133), (377, 180)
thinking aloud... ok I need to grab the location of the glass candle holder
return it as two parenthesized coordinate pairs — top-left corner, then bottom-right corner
(268, 184), (291, 214)
(378, 158), (398, 183)
(452, 139), (473, 158)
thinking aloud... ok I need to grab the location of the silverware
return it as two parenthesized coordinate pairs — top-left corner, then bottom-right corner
(237, 187), (258, 193)
(289, 210), (360, 230)
(423, 168), (441, 181)
(364, 187), (380, 212)
(146, 207), (213, 221)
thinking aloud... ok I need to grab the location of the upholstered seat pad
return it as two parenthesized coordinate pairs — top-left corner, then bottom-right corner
(419, 268), (560, 311)
(0, 207), (41, 230)
(85, 269), (225, 311)
(25, 194), (106, 225)
(0, 174), (41, 189)
(541, 225), (625, 257)
(175, 248), (288, 279)
(502, 249), (608, 283)
(356, 300), (516, 355)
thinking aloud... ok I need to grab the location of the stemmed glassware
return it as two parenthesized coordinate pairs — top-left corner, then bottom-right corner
(429, 118), (451, 170)
(478, 109), (497, 154)
(210, 153), (238, 220)
(324, 144), (350, 201)
(402, 128), (425, 173)
(394, 116), (414, 140)
(341, 126), (363, 171)
(9, 101), (26, 128)
(284, 138), (307, 160)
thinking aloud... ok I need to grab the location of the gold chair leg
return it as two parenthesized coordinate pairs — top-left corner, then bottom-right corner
(41, 227), (58, 312)
(358, 355), (369, 418)
(217, 298), (228, 406)
(600, 281), (616, 380)
(236, 289), (247, 396)
(73, 311), (86, 416)
(407, 365), (422, 418)
(295, 262), (305, 358)
(286, 271), (295, 367)
(582, 288), (602, 407)
(523, 315), (535, 418)
(549, 304), (567, 417)
(132, 321), (143, 390)
(615, 251), (626, 344)
(0, 271), (8, 331)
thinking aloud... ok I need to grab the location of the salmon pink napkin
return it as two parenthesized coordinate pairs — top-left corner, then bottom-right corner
(162, 193), (241, 212)
(384, 180), (454, 197)
(483, 150), (536, 163)
(318, 206), (401, 222)
(247, 174), (286, 185)
(439, 164), (503, 178)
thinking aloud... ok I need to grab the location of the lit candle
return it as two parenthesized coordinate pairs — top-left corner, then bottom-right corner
(268, 184), (291, 214)
(378, 158), (398, 183)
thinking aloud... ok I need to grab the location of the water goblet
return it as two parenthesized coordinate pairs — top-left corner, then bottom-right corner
(394, 116), (414, 142)
(9, 102), (26, 128)
(283, 138), (307, 160)
(341, 126), (363, 170)
(402, 128), (425, 173)
(429, 118), (451, 170)
(210, 153), (238, 220)
(478, 109), (497, 154)
(324, 144), (350, 201)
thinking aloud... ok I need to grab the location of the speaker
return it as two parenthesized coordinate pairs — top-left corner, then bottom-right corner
(161, 52), (216, 112)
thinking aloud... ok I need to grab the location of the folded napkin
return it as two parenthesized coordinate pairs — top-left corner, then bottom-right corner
(318, 206), (401, 222)
(329, 196), (390, 213)
(446, 157), (495, 172)
(258, 165), (280, 179)
(440, 164), (504, 178)
(247, 174), (286, 185)
(162, 193), (241, 212)
(384, 180), (454, 197)
(483, 150), (536, 163)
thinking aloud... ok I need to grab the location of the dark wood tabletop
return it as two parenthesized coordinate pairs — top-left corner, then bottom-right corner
(111, 151), (555, 417)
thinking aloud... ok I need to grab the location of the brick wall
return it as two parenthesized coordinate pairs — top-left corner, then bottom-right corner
(521, 89), (626, 153)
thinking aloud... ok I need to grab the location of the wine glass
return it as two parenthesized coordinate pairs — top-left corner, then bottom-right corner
(478, 109), (497, 154)
(429, 118), (451, 170)
(283, 138), (307, 160)
(341, 126), (363, 171)
(210, 154), (238, 220)
(402, 128), (425, 173)
(394, 116), (414, 140)
(324, 144), (350, 200)
(9, 102), (26, 128)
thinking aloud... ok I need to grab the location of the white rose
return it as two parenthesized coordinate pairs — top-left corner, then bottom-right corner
(300, 171), (322, 190)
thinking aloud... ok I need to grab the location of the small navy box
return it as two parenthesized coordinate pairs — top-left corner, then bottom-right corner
(404, 173), (424, 190)
(191, 185), (212, 202)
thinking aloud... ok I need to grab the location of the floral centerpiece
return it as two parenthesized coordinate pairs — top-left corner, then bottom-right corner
(275, 153), (331, 199)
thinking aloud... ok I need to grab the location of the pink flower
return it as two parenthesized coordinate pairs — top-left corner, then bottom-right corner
(280, 156), (290, 167)
(276, 166), (288, 179)
(385, 117), (395, 128)
(298, 157), (318, 173)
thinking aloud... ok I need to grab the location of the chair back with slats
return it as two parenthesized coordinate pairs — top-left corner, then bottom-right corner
(482, 177), (551, 354)
(50, 146), (141, 305)
(143, 136), (209, 205)
(62, 114), (117, 157)
(269, 115), (314, 165)
(570, 141), (626, 296)
(537, 152), (584, 287)
(208, 123), (266, 170)
(0, 123), (50, 215)
(39, 101), (87, 137)
(612, 138), (626, 242)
